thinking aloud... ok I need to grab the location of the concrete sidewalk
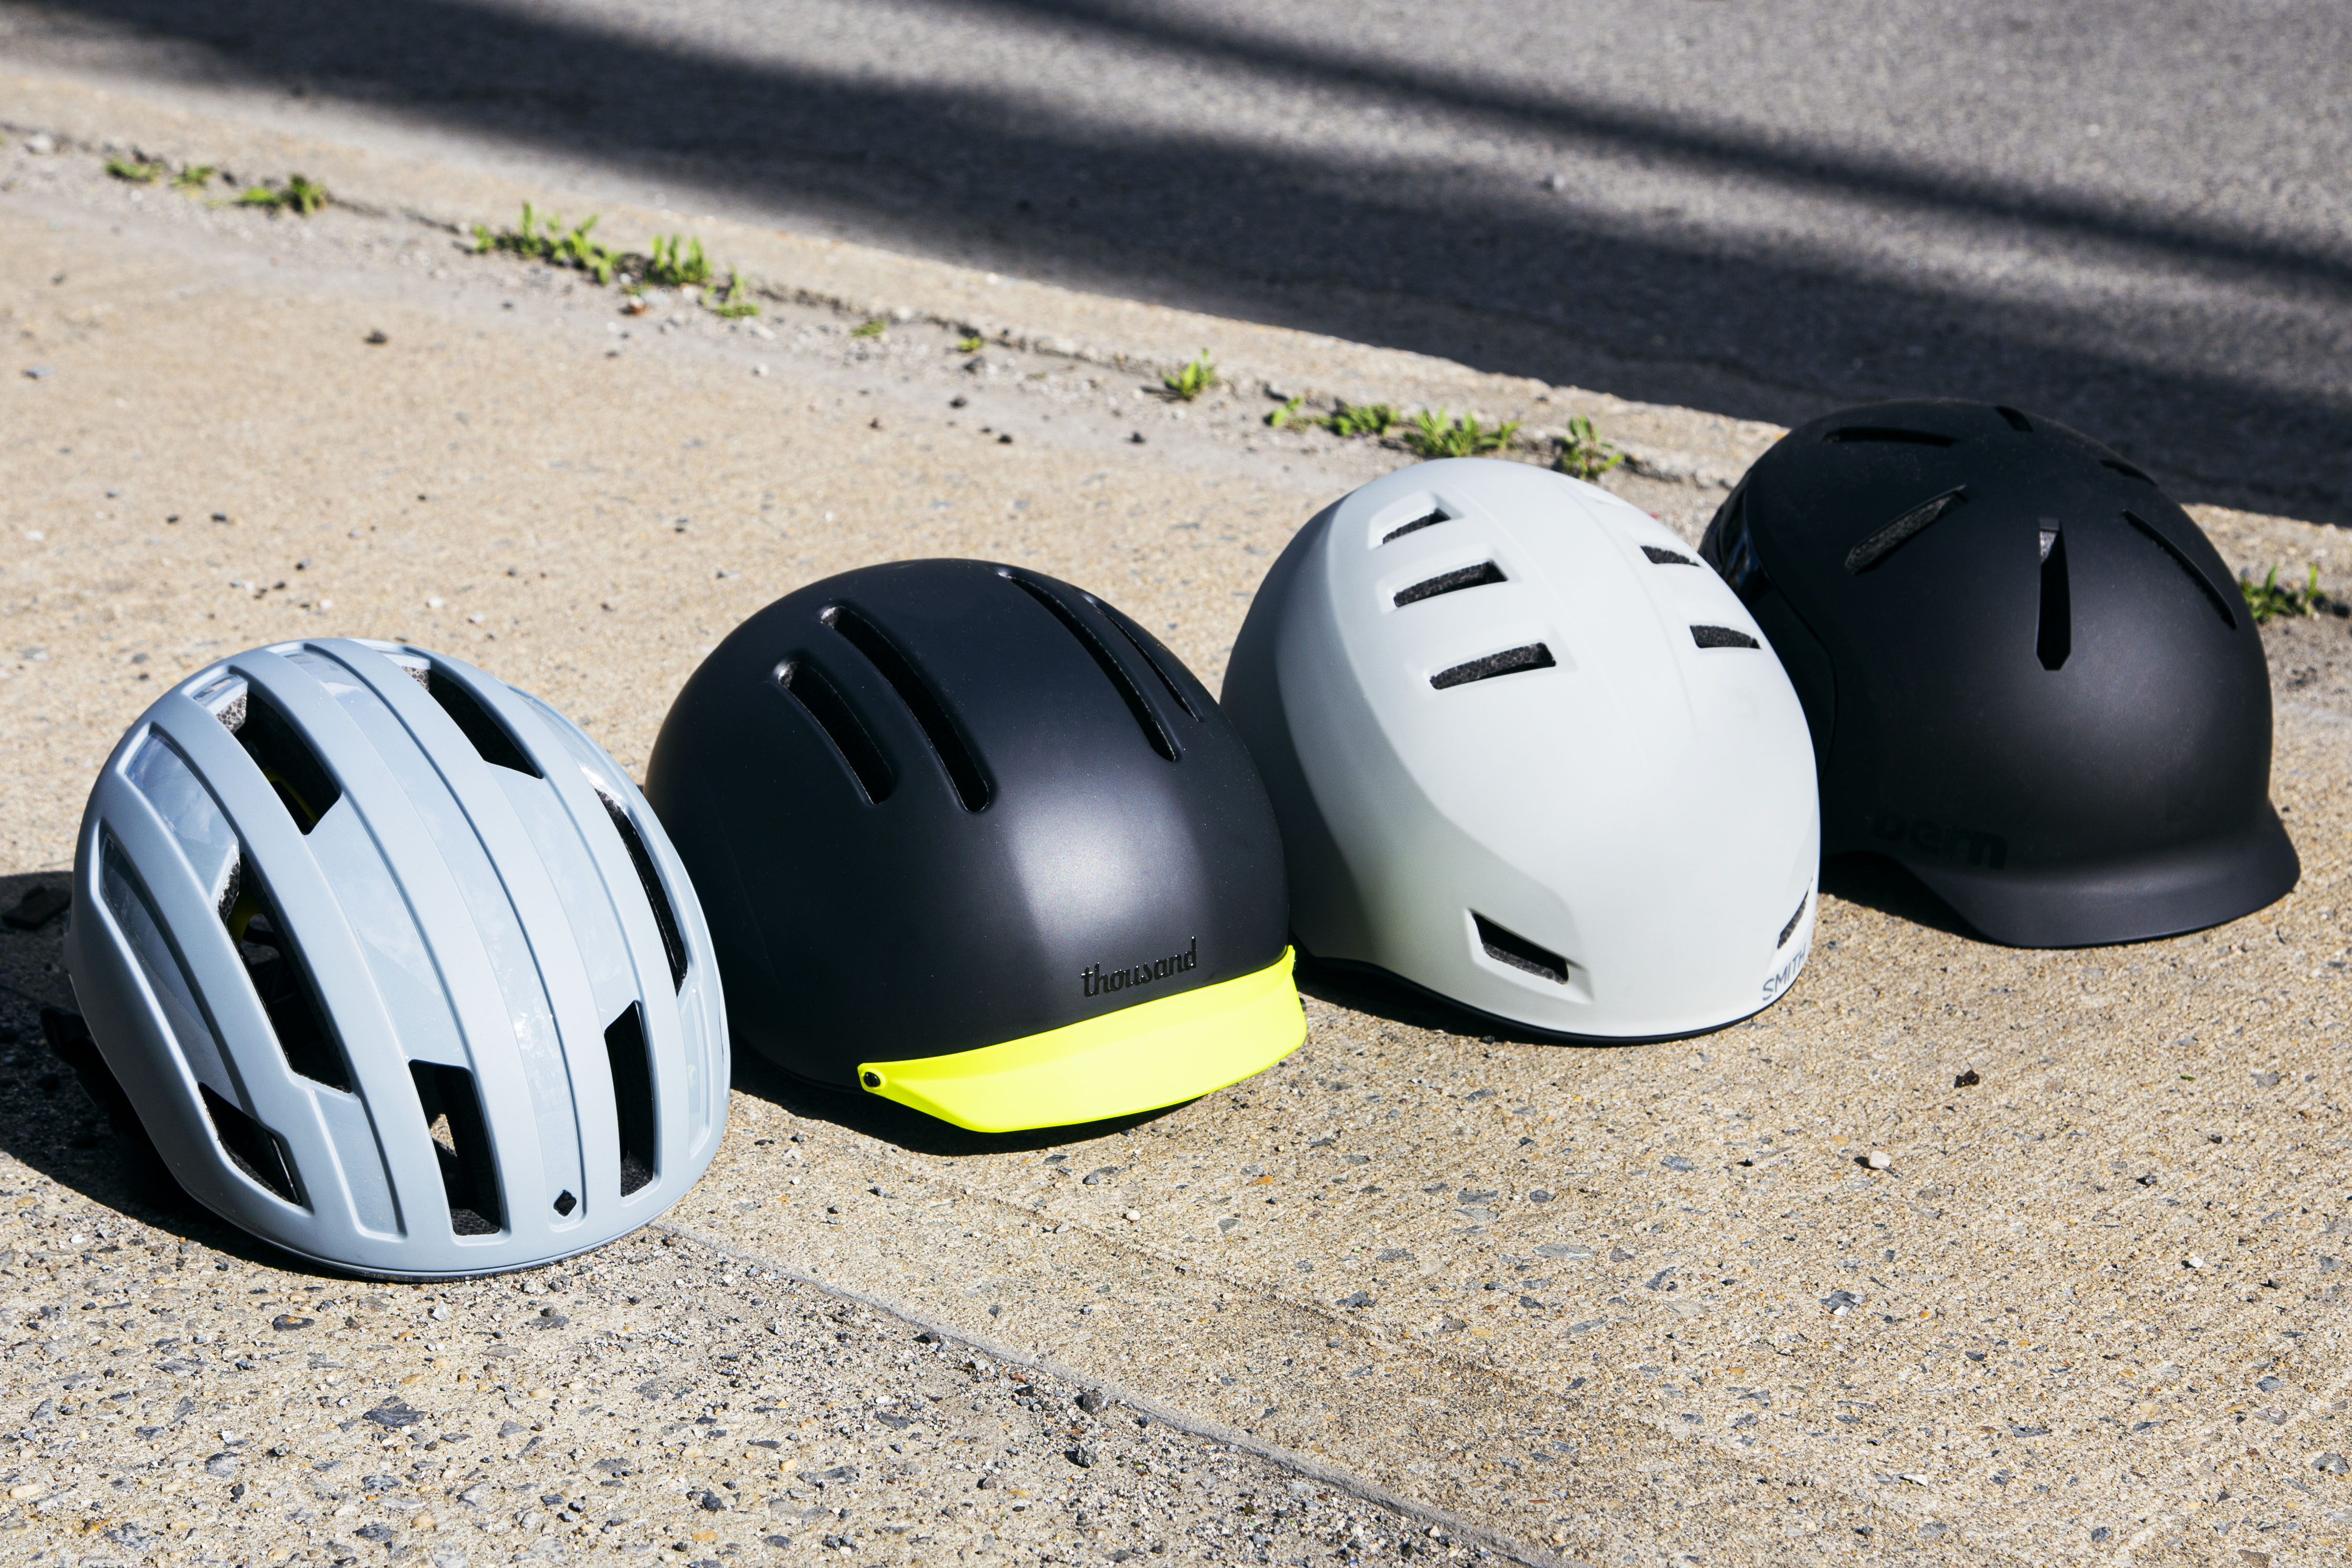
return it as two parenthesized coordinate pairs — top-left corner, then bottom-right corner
(5, 81), (2352, 1567)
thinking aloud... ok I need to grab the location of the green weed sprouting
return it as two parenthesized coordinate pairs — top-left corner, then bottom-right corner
(1266, 395), (1305, 428)
(956, 334), (986, 353)
(106, 158), (165, 184)
(471, 204), (619, 285)
(643, 234), (712, 289)
(1321, 402), (1400, 439)
(708, 269), (760, 319)
(235, 173), (328, 216)
(2241, 564), (2327, 624)
(1403, 407), (1520, 458)
(172, 164), (218, 192)
(1162, 350), (1216, 401)
(1553, 415), (1625, 480)
(850, 317), (888, 339)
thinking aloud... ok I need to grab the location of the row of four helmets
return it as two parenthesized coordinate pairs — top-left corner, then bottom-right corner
(1221, 398), (2294, 1046)
(55, 563), (1307, 1281)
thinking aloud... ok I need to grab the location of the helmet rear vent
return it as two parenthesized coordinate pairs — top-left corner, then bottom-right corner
(1381, 507), (1452, 545)
(2122, 510), (2238, 629)
(2036, 527), (2072, 670)
(1843, 488), (1967, 574)
(2101, 457), (2154, 484)
(1431, 643), (1555, 689)
(1995, 406), (2035, 433)
(1823, 426), (1956, 448)
(1394, 562), (1507, 607)
(226, 686), (342, 832)
(422, 670), (540, 778)
(593, 787), (689, 991)
(1002, 573), (1179, 761)
(1778, 890), (1810, 950)
(1641, 546), (1699, 567)
(776, 660), (896, 804)
(199, 1084), (307, 1208)
(823, 604), (994, 811)
(411, 1061), (504, 1236)
(231, 897), (354, 1093)
(1691, 624), (1761, 650)
(1472, 913), (1569, 986)
(602, 1002), (658, 1197)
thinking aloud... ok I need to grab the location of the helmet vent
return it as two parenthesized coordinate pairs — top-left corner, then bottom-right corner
(2122, 510), (2238, 629)
(593, 787), (689, 991)
(1091, 597), (1201, 720)
(1641, 546), (1699, 567)
(823, 605), (994, 811)
(1430, 643), (1556, 689)
(1995, 406), (2035, 433)
(198, 1084), (306, 1208)
(776, 660), (896, 804)
(410, 1061), (504, 1236)
(1472, 913), (1569, 986)
(1843, 488), (1967, 574)
(1823, 426), (1956, 448)
(1381, 507), (1452, 545)
(1691, 625), (1761, 650)
(422, 670), (540, 778)
(602, 1002), (658, 1198)
(2036, 528), (2072, 670)
(232, 901), (354, 1093)
(1002, 573), (1178, 761)
(1778, 890), (1810, 950)
(1394, 562), (1507, 607)
(228, 686), (343, 833)
(2101, 457), (2154, 484)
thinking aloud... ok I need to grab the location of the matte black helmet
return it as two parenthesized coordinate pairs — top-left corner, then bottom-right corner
(1700, 398), (2297, 947)
(644, 559), (1303, 1131)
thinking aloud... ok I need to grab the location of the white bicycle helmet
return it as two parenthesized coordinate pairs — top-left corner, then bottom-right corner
(1223, 458), (1820, 1040)
(59, 639), (727, 1278)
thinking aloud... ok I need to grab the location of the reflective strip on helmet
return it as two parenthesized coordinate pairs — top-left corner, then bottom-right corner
(856, 949), (1304, 1134)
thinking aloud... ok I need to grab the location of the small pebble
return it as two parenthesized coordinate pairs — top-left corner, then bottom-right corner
(1866, 1151), (1891, 1170)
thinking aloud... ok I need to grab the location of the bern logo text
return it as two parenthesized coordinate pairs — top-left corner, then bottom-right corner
(1083, 938), (1198, 998)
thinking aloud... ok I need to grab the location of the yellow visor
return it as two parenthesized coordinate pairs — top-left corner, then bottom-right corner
(857, 948), (1304, 1133)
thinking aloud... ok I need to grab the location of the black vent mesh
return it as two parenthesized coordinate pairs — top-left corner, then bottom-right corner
(1472, 913), (1570, 986)
(1843, 489), (1967, 575)
(1393, 562), (1507, 607)
(1778, 891), (1810, 950)
(1381, 508), (1452, 545)
(1691, 625), (1760, 650)
(201, 1084), (306, 1207)
(1430, 643), (1555, 689)
(1641, 546), (1699, 567)
(1823, 426), (1956, 448)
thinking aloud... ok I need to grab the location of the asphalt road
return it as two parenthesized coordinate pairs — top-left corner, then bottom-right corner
(7, 0), (2352, 518)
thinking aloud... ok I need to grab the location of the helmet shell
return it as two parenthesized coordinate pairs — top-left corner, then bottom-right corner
(645, 560), (1292, 1100)
(62, 640), (727, 1278)
(1224, 458), (1821, 1039)
(1701, 399), (2297, 946)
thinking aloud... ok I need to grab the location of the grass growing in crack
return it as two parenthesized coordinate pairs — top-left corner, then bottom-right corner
(1404, 408), (1520, 458)
(851, 317), (888, 340)
(172, 164), (217, 192)
(235, 174), (328, 216)
(106, 158), (165, 184)
(708, 270), (760, 319)
(956, 334), (986, 353)
(1266, 395), (1305, 428)
(1322, 402), (1399, 439)
(2241, 565), (2327, 624)
(1553, 415), (1624, 481)
(472, 204), (618, 284)
(642, 234), (712, 289)
(1163, 350), (1216, 401)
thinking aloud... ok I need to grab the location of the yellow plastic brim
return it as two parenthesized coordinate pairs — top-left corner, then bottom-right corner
(857, 949), (1304, 1133)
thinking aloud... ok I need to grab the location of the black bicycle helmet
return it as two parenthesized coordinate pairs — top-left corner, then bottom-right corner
(1700, 398), (2297, 947)
(644, 559), (1302, 1132)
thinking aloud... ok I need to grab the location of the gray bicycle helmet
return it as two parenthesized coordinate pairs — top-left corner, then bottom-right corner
(60, 639), (727, 1279)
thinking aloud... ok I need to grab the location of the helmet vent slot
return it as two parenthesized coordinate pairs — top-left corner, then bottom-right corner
(1472, 913), (1569, 986)
(1691, 625), (1761, 650)
(1823, 426), (1956, 447)
(1641, 546), (1699, 567)
(1394, 562), (1507, 607)
(603, 1002), (658, 1198)
(593, 786), (689, 991)
(776, 660), (896, 804)
(229, 896), (354, 1093)
(1430, 643), (1556, 689)
(823, 604), (995, 811)
(1002, 573), (1179, 761)
(411, 1061), (504, 1236)
(199, 1084), (307, 1208)
(1091, 595), (1201, 720)
(2122, 510), (2238, 629)
(422, 670), (540, 778)
(1995, 406), (2035, 433)
(1381, 507), (1452, 545)
(2036, 529), (2072, 670)
(2102, 458), (2154, 484)
(228, 686), (342, 833)
(1778, 890), (1810, 950)
(1843, 488), (1966, 574)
